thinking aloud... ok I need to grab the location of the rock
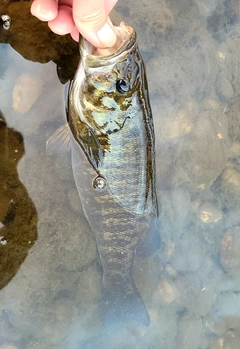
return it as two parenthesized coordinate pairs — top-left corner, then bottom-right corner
(207, 292), (240, 345)
(153, 278), (180, 305)
(220, 227), (240, 274)
(215, 167), (240, 209)
(12, 74), (43, 114)
(225, 99), (240, 142)
(198, 202), (223, 224)
(225, 208), (240, 228)
(158, 189), (192, 234)
(215, 74), (234, 101)
(155, 104), (195, 143)
(205, 316), (228, 336)
(170, 233), (206, 272)
(115, 0), (174, 51)
(177, 315), (203, 349)
(170, 111), (229, 191)
(230, 142), (240, 158)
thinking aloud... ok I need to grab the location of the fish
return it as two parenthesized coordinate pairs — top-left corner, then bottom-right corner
(48, 22), (160, 327)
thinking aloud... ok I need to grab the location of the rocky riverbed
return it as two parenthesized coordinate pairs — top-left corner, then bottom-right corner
(1, 0), (240, 348)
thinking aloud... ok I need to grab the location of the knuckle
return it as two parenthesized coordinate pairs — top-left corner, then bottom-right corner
(74, 9), (106, 30)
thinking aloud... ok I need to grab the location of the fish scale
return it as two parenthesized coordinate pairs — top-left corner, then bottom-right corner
(66, 23), (160, 326)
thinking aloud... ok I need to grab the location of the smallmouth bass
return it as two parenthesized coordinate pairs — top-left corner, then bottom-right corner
(49, 23), (160, 326)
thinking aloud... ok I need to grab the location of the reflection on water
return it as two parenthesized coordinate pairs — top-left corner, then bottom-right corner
(0, 115), (37, 290)
(0, 0), (79, 82)
(1, 0), (240, 348)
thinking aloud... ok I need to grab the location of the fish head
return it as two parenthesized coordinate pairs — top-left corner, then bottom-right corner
(78, 23), (143, 135)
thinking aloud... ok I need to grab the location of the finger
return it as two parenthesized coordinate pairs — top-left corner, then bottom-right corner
(48, 4), (75, 35)
(104, 0), (118, 15)
(31, 0), (59, 21)
(72, 0), (118, 48)
(70, 26), (80, 42)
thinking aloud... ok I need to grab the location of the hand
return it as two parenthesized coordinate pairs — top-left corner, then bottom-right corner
(31, 0), (118, 48)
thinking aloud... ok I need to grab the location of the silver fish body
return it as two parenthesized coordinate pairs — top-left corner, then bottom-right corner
(67, 23), (159, 326)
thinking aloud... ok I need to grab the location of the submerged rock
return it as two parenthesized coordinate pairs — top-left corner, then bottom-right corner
(214, 167), (240, 209)
(12, 73), (43, 114)
(220, 227), (240, 274)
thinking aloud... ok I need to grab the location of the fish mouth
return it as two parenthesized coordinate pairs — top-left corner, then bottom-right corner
(80, 22), (136, 68)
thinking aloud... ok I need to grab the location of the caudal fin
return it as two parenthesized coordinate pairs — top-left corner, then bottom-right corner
(100, 275), (150, 328)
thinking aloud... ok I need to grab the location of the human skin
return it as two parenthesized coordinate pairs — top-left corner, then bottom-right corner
(31, 0), (118, 48)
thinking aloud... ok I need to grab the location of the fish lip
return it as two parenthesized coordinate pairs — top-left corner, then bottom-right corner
(80, 24), (136, 68)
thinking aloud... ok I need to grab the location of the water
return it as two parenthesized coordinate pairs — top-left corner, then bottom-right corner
(1, 0), (240, 348)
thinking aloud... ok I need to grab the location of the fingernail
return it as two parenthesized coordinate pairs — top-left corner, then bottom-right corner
(97, 23), (116, 48)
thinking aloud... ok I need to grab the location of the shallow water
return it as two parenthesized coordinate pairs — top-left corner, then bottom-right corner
(1, 0), (240, 348)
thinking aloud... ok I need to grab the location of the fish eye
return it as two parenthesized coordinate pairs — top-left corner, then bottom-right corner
(116, 79), (129, 94)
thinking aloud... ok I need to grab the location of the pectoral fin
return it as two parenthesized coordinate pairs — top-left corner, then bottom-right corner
(46, 122), (103, 170)
(46, 124), (71, 155)
(75, 126), (103, 169)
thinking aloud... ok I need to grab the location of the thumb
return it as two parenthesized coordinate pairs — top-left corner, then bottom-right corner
(72, 0), (118, 48)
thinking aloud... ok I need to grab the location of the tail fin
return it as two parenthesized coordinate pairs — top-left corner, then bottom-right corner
(100, 275), (150, 328)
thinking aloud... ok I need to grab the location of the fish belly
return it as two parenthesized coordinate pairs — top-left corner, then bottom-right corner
(70, 137), (151, 326)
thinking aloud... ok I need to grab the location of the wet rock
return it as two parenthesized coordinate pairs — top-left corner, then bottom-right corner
(148, 307), (178, 349)
(116, 0), (174, 51)
(207, 292), (240, 342)
(230, 141), (240, 159)
(166, 240), (176, 258)
(12, 74), (43, 114)
(153, 278), (180, 305)
(149, 58), (193, 117)
(177, 315), (203, 349)
(226, 99), (240, 142)
(165, 263), (178, 277)
(198, 202), (223, 224)
(216, 27), (240, 97)
(209, 331), (240, 349)
(215, 74), (234, 101)
(76, 264), (102, 306)
(44, 208), (97, 272)
(205, 315), (228, 336)
(171, 233), (206, 272)
(225, 208), (240, 228)
(174, 111), (229, 191)
(159, 189), (192, 234)
(134, 253), (160, 302)
(41, 298), (76, 345)
(215, 167), (240, 209)
(154, 101), (198, 144)
(220, 227), (240, 274)
(0, 311), (22, 343)
(172, 273), (204, 314)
